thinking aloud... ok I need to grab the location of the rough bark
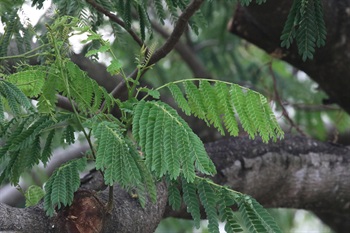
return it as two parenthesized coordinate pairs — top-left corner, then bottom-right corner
(0, 182), (168, 233)
(2, 135), (350, 232)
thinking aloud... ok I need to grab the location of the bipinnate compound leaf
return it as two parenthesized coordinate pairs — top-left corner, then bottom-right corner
(25, 185), (45, 207)
(166, 80), (284, 143)
(132, 100), (216, 182)
(44, 157), (87, 216)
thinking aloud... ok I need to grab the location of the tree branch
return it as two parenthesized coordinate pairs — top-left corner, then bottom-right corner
(148, 0), (204, 66)
(151, 21), (211, 78)
(85, 0), (144, 48)
(110, 0), (205, 99)
(3, 135), (350, 232)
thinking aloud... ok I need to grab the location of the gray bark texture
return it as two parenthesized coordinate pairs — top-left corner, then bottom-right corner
(2, 135), (350, 232)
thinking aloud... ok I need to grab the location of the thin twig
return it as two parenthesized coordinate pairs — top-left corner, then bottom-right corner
(268, 62), (307, 136)
(109, 0), (205, 99)
(289, 103), (341, 112)
(148, 0), (204, 66)
(85, 0), (144, 48)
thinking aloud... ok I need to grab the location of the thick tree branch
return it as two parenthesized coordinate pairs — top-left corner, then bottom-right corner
(0, 182), (168, 233)
(2, 135), (350, 232)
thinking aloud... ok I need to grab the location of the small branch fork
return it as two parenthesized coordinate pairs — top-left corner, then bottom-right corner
(85, 0), (144, 48)
(85, 0), (205, 99)
(85, 0), (205, 210)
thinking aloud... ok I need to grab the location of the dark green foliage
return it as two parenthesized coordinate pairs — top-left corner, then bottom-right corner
(92, 121), (141, 187)
(238, 196), (282, 233)
(0, 79), (33, 118)
(62, 125), (75, 145)
(178, 178), (281, 232)
(182, 177), (201, 228)
(281, 0), (326, 61)
(44, 157), (87, 216)
(218, 189), (243, 233)
(168, 178), (182, 210)
(0, 113), (74, 184)
(198, 180), (220, 233)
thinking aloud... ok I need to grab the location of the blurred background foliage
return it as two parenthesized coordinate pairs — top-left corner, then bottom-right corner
(1, 0), (347, 232)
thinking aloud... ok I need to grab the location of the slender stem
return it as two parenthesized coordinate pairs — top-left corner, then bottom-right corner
(48, 28), (97, 158)
(105, 185), (114, 213)
(108, 0), (205, 99)
(268, 62), (307, 136)
(195, 176), (242, 196)
(141, 78), (266, 101)
(85, 0), (144, 48)
(0, 44), (47, 60)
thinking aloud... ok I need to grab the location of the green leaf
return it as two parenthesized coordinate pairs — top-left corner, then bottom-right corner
(0, 80), (33, 115)
(6, 69), (46, 97)
(198, 179), (219, 233)
(182, 177), (201, 228)
(44, 157), (87, 216)
(167, 80), (283, 142)
(107, 60), (123, 75)
(25, 185), (45, 207)
(132, 100), (216, 180)
(168, 179), (182, 210)
(93, 121), (141, 187)
(239, 195), (282, 233)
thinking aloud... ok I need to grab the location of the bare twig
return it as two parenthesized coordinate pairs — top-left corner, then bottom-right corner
(151, 20), (211, 78)
(289, 103), (341, 112)
(56, 94), (76, 112)
(268, 62), (307, 136)
(85, 0), (144, 48)
(109, 0), (205, 99)
(148, 0), (204, 66)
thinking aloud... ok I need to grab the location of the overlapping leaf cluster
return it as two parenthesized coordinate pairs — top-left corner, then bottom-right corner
(168, 80), (284, 142)
(0, 7), (289, 232)
(168, 177), (282, 233)
(88, 120), (157, 207)
(132, 100), (216, 182)
(0, 113), (75, 185)
(44, 157), (87, 216)
(281, 0), (326, 61)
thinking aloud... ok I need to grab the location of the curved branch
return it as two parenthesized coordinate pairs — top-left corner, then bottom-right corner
(2, 135), (350, 232)
(110, 0), (205, 97)
(148, 0), (204, 66)
(151, 21), (211, 78)
(85, 0), (144, 48)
